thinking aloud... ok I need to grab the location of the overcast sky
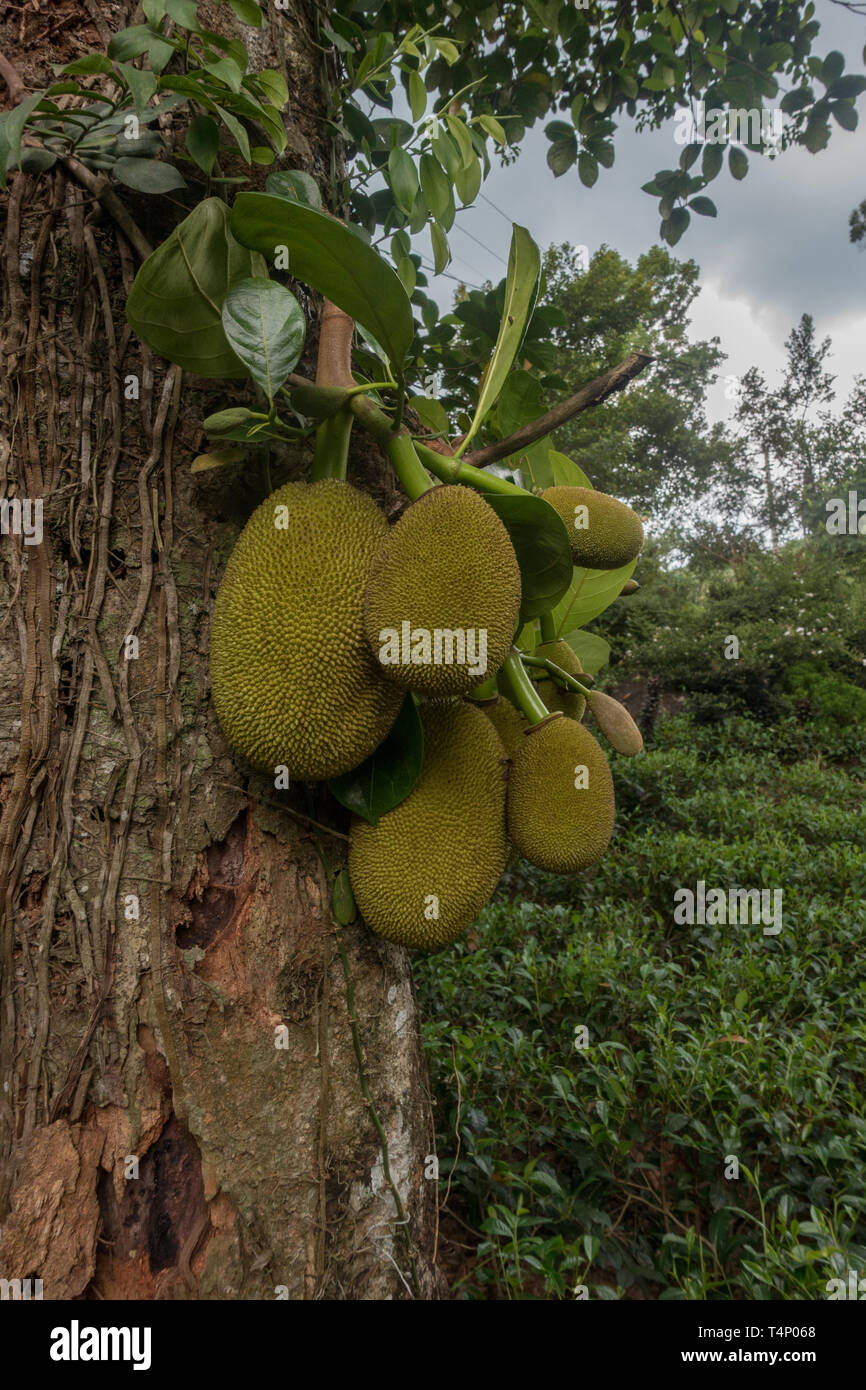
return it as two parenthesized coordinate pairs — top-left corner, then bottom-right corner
(415, 0), (866, 425)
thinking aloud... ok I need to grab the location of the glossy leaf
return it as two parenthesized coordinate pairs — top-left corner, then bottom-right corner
(221, 277), (306, 401)
(560, 629), (611, 675)
(458, 225), (541, 453)
(191, 447), (246, 472)
(265, 168), (322, 209)
(485, 492), (573, 622)
(328, 694), (424, 825)
(548, 449), (594, 489)
(126, 197), (265, 376)
(388, 145), (419, 213)
(551, 557), (638, 635)
(231, 192), (414, 370)
(228, 0), (262, 25)
(113, 156), (186, 192)
(185, 114), (220, 173)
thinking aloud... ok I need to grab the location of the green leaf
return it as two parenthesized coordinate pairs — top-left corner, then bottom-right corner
(432, 128), (462, 180)
(430, 220), (450, 273)
(689, 195), (717, 217)
(551, 557), (638, 635)
(388, 146), (419, 213)
(60, 55), (114, 75)
(265, 168), (322, 209)
(701, 141), (724, 180)
(829, 75), (866, 99)
(578, 151), (598, 187)
(395, 253), (416, 296)
(560, 630), (610, 675)
(548, 449), (593, 489)
(486, 494), (573, 622)
(408, 69), (426, 122)
(454, 153), (481, 205)
(661, 206), (690, 245)
(831, 100), (858, 132)
(255, 70), (290, 109)
(821, 50), (846, 85)
(126, 197), (264, 376)
(0, 93), (44, 183)
(496, 370), (544, 436)
(113, 157), (187, 192)
(728, 145), (749, 179)
(228, 0), (263, 25)
(478, 113), (507, 145)
(185, 114), (220, 174)
(117, 63), (158, 116)
(331, 867), (357, 926)
(203, 57), (245, 93)
(408, 395), (449, 434)
(445, 113), (475, 167)
(329, 694), (423, 826)
(547, 137), (577, 176)
(165, 0), (200, 28)
(231, 192), (414, 370)
(458, 224), (541, 452)
(107, 25), (174, 70)
(191, 447), (246, 472)
(213, 102), (251, 162)
(221, 277), (305, 402)
(419, 152), (450, 220)
(203, 406), (271, 440)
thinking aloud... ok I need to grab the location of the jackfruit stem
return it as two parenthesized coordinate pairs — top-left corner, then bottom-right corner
(539, 612), (557, 643)
(311, 407), (353, 481)
(501, 650), (552, 726)
(522, 653), (593, 697)
(413, 440), (529, 498)
(467, 676), (499, 701)
(348, 394), (436, 499)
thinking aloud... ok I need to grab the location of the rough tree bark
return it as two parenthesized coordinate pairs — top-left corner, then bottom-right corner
(0, 0), (442, 1300)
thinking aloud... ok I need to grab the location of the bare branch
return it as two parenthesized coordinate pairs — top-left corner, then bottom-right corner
(463, 351), (654, 469)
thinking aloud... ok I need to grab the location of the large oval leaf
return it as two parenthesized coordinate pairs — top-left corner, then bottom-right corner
(548, 449), (594, 489)
(457, 224), (541, 454)
(551, 556), (638, 635)
(221, 277), (305, 401)
(561, 630), (611, 675)
(486, 492), (572, 622)
(328, 694), (423, 826)
(126, 198), (264, 376)
(231, 192), (414, 371)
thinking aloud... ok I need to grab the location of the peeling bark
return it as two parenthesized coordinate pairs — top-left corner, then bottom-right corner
(0, 0), (442, 1301)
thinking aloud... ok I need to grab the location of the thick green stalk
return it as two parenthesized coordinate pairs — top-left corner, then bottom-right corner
(500, 650), (551, 725)
(348, 394), (435, 499)
(522, 653), (593, 698)
(539, 611), (557, 643)
(467, 676), (499, 701)
(413, 440), (529, 497)
(311, 407), (353, 481)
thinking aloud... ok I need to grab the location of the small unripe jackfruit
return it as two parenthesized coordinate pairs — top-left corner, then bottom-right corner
(531, 639), (587, 721)
(541, 486), (644, 570)
(349, 702), (508, 948)
(363, 485), (521, 696)
(210, 479), (403, 779)
(507, 715), (614, 872)
(587, 690), (643, 756)
(477, 694), (528, 755)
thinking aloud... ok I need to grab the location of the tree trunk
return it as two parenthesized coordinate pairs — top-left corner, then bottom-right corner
(0, 1), (441, 1301)
(762, 446), (779, 551)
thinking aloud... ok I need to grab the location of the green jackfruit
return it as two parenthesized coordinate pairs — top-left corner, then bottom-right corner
(530, 639), (586, 721)
(349, 701), (508, 948)
(541, 486), (644, 570)
(477, 694), (528, 756)
(507, 715), (614, 872)
(363, 484), (521, 696)
(210, 479), (403, 779)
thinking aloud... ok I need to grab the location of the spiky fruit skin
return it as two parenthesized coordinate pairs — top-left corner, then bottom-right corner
(541, 486), (644, 570)
(507, 715), (614, 872)
(349, 702), (508, 948)
(531, 639), (586, 721)
(477, 695), (528, 756)
(363, 485), (522, 696)
(210, 479), (403, 779)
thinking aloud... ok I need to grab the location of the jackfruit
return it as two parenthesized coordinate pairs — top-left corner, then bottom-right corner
(348, 701), (508, 947)
(541, 486), (644, 570)
(210, 479), (403, 779)
(587, 690), (643, 756)
(477, 694), (528, 756)
(530, 639), (587, 721)
(363, 484), (521, 696)
(507, 714), (614, 872)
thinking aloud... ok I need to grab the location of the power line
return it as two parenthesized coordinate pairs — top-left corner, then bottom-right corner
(419, 260), (485, 291)
(451, 219), (508, 266)
(480, 191), (515, 227)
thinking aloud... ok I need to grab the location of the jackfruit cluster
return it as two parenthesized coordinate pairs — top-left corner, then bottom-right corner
(210, 479), (403, 779)
(348, 701), (509, 948)
(542, 486), (644, 570)
(363, 484), (521, 696)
